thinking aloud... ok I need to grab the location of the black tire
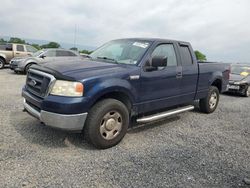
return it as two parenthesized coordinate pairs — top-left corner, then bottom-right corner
(0, 58), (5, 69)
(244, 85), (250, 97)
(199, 86), (220, 113)
(84, 99), (129, 149)
(25, 63), (33, 74)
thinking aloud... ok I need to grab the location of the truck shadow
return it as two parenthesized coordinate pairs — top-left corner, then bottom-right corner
(10, 111), (95, 150)
(222, 93), (245, 97)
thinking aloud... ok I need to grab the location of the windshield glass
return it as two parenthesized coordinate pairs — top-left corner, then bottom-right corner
(231, 65), (250, 75)
(90, 39), (151, 65)
(33, 49), (45, 57)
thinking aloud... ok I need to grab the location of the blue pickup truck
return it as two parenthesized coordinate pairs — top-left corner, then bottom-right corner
(22, 38), (230, 149)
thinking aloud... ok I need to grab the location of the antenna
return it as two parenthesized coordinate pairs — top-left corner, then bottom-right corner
(74, 24), (77, 50)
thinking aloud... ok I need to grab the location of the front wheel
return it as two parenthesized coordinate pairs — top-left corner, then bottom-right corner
(243, 86), (250, 97)
(25, 63), (33, 74)
(199, 86), (220, 113)
(84, 99), (129, 149)
(0, 59), (5, 69)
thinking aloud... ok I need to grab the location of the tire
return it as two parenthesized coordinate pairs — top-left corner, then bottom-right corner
(84, 99), (129, 149)
(244, 85), (250, 97)
(25, 63), (33, 74)
(199, 86), (220, 113)
(0, 58), (5, 69)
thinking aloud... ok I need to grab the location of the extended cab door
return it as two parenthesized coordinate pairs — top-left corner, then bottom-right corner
(177, 43), (199, 103)
(138, 43), (182, 113)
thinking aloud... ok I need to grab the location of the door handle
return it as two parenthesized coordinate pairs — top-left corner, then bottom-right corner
(15, 52), (20, 55)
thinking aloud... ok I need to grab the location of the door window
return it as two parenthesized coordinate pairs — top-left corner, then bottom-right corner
(151, 44), (177, 67)
(44, 50), (56, 57)
(16, 45), (24, 52)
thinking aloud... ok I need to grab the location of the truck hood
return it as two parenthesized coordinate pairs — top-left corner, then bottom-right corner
(40, 59), (137, 80)
(229, 73), (248, 81)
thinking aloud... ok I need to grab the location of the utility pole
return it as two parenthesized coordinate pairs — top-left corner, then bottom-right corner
(74, 24), (77, 50)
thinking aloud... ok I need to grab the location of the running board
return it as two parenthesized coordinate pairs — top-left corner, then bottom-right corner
(136, 105), (194, 123)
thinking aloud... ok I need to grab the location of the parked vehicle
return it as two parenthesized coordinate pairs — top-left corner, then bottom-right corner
(227, 64), (250, 97)
(0, 43), (37, 69)
(22, 38), (230, 149)
(10, 48), (82, 74)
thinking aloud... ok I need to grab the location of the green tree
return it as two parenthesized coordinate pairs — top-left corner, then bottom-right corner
(79, 49), (93, 54)
(0, 38), (7, 43)
(31, 44), (41, 50)
(70, 47), (78, 51)
(194, 50), (207, 61)
(8, 37), (26, 44)
(41, 42), (61, 49)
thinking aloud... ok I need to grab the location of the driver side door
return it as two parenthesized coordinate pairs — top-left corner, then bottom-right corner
(138, 43), (182, 113)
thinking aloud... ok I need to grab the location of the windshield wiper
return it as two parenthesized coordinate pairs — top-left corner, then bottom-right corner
(96, 56), (118, 63)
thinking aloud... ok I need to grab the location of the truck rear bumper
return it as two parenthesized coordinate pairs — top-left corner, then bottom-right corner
(23, 98), (88, 131)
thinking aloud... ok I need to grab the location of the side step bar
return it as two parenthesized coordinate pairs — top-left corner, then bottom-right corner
(136, 105), (194, 123)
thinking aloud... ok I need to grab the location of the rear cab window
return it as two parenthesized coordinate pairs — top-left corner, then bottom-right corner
(179, 44), (193, 66)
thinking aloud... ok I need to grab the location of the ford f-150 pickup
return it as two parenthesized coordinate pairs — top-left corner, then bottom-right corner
(22, 38), (230, 149)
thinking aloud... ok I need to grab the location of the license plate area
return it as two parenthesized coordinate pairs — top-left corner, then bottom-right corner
(228, 85), (240, 90)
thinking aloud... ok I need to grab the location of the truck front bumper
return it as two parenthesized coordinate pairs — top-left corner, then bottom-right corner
(23, 98), (88, 131)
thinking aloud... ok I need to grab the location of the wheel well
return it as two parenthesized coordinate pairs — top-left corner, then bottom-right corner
(0, 56), (6, 63)
(211, 79), (222, 92)
(94, 92), (132, 112)
(25, 62), (36, 68)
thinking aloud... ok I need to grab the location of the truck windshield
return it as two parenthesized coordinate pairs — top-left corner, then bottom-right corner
(89, 39), (151, 65)
(231, 65), (250, 75)
(33, 50), (45, 57)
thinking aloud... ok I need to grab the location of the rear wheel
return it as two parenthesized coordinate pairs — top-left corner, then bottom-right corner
(84, 99), (129, 149)
(244, 86), (250, 97)
(199, 86), (219, 113)
(0, 58), (5, 69)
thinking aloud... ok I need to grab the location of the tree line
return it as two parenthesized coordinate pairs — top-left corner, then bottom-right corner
(0, 37), (93, 54)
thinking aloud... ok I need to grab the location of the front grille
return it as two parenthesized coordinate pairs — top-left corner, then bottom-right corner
(26, 69), (55, 98)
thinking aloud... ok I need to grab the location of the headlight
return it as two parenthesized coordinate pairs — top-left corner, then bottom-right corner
(50, 80), (84, 97)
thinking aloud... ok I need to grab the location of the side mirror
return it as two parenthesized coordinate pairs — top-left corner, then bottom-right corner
(40, 54), (46, 59)
(152, 56), (168, 67)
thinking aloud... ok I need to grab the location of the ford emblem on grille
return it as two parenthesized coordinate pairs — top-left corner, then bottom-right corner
(30, 80), (37, 86)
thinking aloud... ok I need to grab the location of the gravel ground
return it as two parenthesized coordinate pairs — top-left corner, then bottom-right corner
(0, 68), (250, 187)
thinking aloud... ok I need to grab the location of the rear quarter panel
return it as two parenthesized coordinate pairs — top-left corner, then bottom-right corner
(196, 62), (230, 99)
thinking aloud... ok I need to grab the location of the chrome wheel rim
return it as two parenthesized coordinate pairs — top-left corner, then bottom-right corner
(247, 87), (250, 97)
(209, 92), (217, 109)
(0, 61), (3, 68)
(100, 111), (122, 140)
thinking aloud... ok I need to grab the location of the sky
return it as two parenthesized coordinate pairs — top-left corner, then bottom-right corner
(0, 0), (250, 62)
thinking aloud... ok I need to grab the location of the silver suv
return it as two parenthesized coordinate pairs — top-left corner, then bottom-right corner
(10, 48), (82, 73)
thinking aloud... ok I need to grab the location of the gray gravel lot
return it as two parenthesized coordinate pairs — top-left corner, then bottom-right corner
(0, 68), (250, 187)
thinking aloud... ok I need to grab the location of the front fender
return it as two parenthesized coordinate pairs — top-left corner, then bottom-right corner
(85, 78), (136, 107)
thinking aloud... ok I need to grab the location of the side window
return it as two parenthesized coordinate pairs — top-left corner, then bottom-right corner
(179, 45), (193, 66)
(26, 45), (37, 53)
(56, 50), (69, 57)
(16, 45), (24, 52)
(44, 50), (56, 57)
(151, 44), (177, 67)
(66, 51), (77, 56)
